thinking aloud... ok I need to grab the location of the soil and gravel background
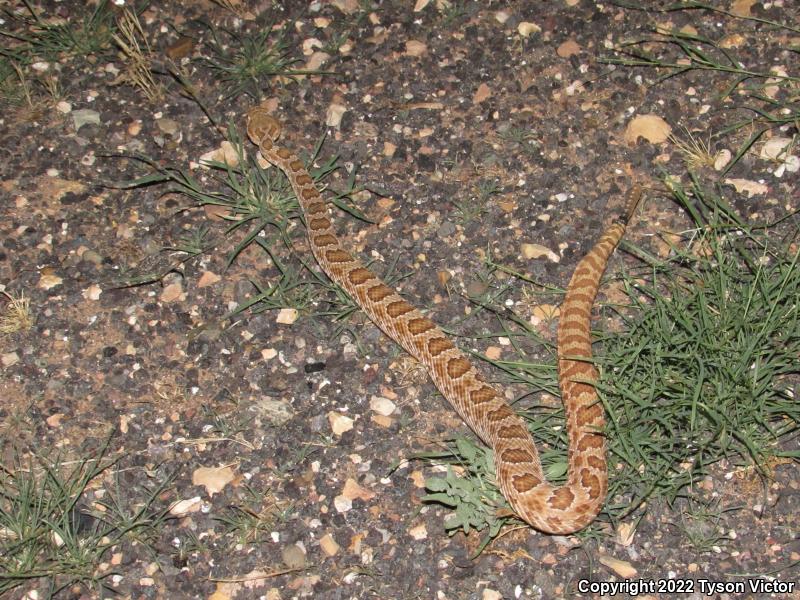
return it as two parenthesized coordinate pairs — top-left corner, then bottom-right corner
(1, 1), (798, 599)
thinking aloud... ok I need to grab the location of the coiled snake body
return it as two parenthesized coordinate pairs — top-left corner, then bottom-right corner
(246, 107), (640, 533)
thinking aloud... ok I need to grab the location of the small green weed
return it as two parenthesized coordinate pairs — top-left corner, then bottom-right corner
(497, 126), (540, 157)
(0, 57), (31, 106)
(197, 403), (256, 445)
(172, 530), (210, 566)
(215, 485), (291, 546)
(419, 438), (514, 557)
(454, 178), (502, 224)
(0, 0), (117, 109)
(167, 225), (213, 256)
(320, 29), (351, 55)
(673, 499), (736, 554)
(118, 127), (303, 271)
(209, 0), (249, 17)
(439, 2), (477, 27)
(0, 55), (61, 108)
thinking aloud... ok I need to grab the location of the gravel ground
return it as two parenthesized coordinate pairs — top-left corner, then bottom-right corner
(1, 1), (798, 599)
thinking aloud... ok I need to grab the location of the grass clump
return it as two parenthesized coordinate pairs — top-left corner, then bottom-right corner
(0, 290), (33, 334)
(214, 485), (293, 547)
(0, 0), (117, 109)
(454, 178), (502, 224)
(200, 23), (325, 100)
(0, 57), (32, 106)
(669, 127), (718, 171)
(497, 125), (540, 157)
(111, 7), (161, 102)
(0, 442), (171, 596)
(1, 0), (117, 61)
(421, 180), (799, 549)
(601, 181), (799, 509)
(114, 128), (303, 287)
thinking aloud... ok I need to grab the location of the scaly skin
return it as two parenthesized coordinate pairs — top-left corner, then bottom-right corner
(246, 106), (641, 533)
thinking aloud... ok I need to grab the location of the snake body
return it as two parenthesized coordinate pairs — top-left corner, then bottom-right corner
(246, 107), (640, 533)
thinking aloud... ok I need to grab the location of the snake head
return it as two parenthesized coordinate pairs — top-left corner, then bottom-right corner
(246, 108), (282, 147)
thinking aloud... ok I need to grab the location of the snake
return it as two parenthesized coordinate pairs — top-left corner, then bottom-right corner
(246, 106), (641, 533)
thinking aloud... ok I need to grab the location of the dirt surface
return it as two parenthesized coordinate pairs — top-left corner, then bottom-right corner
(1, 1), (798, 599)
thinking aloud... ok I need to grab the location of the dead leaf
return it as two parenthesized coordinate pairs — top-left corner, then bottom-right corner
(169, 496), (202, 516)
(759, 137), (794, 161)
(485, 346), (502, 360)
(326, 103), (347, 127)
(305, 51), (331, 71)
(46, 413), (65, 427)
(192, 465), (236, 496)
(616, 521), (636, 547)
(530, 304), (559, 325)
(724, 178), (768, 198)
(165, 36), (194, 60)
(624, 114), (672, 145)
(409, 470), (426, 488)
(320, 533), (340, 556)
(82, 284), (102, 300)
(38, 271), (62, 290)
(199, 141), (240, 168)
(198, 271), (221, 288)
(369, 395), (397, 416)
(281, 544), (306, 569)
(473, 83), (492, 104)
(371, 414), (393, 428)
(408, 523), (427, 540)
(276, 308), (298, 324)
(2, 352), (20, 367)
(521, 243), (560, 262)
(720, 33), (746, 48)
(713, 149), (732, 171)
(204, 204), (232, 221)
(557, 39), (581, 58)
(405, 40), (427, 57)
(331, 0), (359, 14)
(730, 0), (755, 17)
(160, 282), (183, 303)
(342, 477), (376, 501)
(302, 37), (324, 55)
(599, 554), (638, 578)
(518, 22), (541, 37)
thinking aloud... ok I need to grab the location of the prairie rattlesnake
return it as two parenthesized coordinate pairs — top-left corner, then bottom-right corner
(246, 107), (641, 533)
